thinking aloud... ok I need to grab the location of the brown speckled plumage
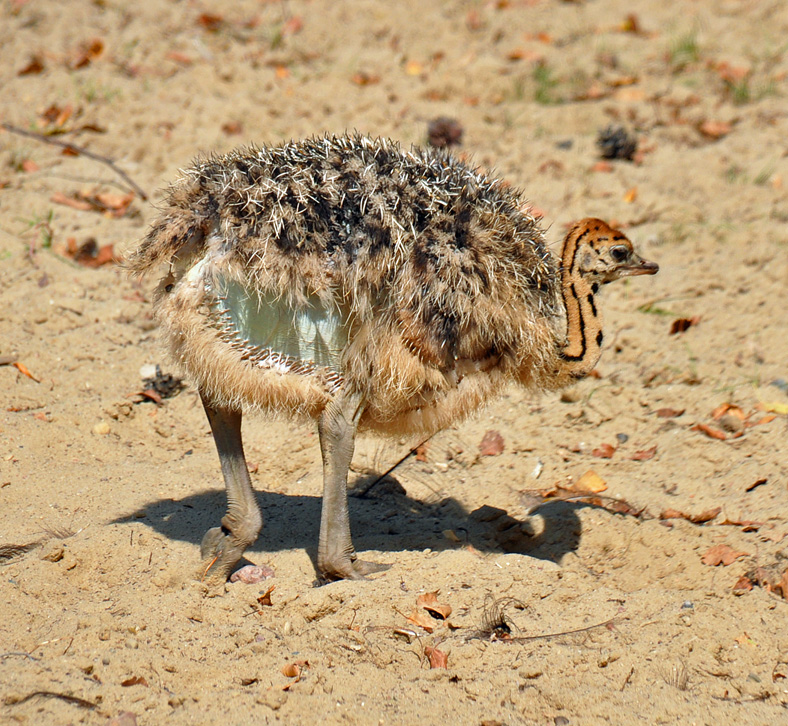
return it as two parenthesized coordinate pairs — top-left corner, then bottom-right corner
(128, 134), (564, 436)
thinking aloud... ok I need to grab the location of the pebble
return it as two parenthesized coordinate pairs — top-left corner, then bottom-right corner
(93, 421), (111, 436)
(229, 564), (275, 584)
(681, 600), (694, 610)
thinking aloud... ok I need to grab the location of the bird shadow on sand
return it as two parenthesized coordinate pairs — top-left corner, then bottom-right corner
(111, 475), (585, 574)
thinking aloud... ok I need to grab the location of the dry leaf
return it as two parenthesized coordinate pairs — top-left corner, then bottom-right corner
(405, 608), (435, 633)
(698, 120), (732, 139)
(221, 121), (243, 136)
(479, 430), (504, 456)
(690, 506), (722, 523)
(257, 584), (275, 607)
(669, 316), (700, 334)
(744, 478), (767, 493)
(591, 161), (613, 173)
(18, 55), (44, 75)
(656, 408), (685, 418)
(72, 38), (104, 69)
(756, 401), (788, 415)
(63, 237), (117, 268)
(732, 575), (753, 594)
(12, 361), (40, 383)
(570, 470), (607, 493)
(120, 676), (148, 687)
(283, 16), (303, 34)
(623, 186), (638, 203)
(631, 445), (657, 461)
(660, 506), (720, 524)
(692, 423), (727, 441)
(701, 544), (748, 566)
(711, 403), (746, 421)
(197, 13), (223, 32)
(592, 443), (616, 459)
(414, 442), (429, 462)
(166, 51), (193, 65)
(351, 71), (379, 86)
(417, 591), (452, 620)
(425, 646), (448, 669)
(748, 414), (776, 427)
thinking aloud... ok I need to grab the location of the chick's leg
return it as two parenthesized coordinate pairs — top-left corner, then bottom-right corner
(317, 389), (389, 580)
(199, 392), (262, 585)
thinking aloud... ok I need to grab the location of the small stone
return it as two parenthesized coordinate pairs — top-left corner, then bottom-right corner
(681, 600), (694, 610)
(93, 421), (111, 436)
(40, 542), (64, 562)
(229, 564), (275, 584)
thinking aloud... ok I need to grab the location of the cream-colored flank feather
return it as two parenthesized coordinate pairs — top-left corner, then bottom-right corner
(127, 134), (657, 583)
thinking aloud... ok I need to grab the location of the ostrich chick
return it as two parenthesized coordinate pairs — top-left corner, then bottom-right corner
(127, 134), (658, 583)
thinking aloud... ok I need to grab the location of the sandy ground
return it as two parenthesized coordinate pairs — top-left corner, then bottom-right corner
(2, 0), (788, 724)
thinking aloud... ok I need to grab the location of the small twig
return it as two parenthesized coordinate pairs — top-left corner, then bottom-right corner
(354, 433), (436, 498)
(5, 691), (96, 709)
(0, 652), (39, 661)
(2, 123), (148, 201)
(620, 666), (635, 691)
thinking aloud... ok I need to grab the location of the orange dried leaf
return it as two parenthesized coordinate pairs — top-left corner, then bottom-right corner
(656, 408), (684, 418)
(425, 646), (449, 669)
(12, 362), (40, 383)
(631, 445), (657, 461)
(701, 544), (748, 566)
(120, 675), (148, 687)
(417, 591), (452, 620)
(570, 470), (607, 493)
(756, 401), (788, 415)
(72, 38), (104, 69)
(669, 316), (699, 334)
(414, 442), (429, 462)
(623, 186), (638, 203)
(257, 584), (275, 607)
(592, 443), (616, 459)
(479, 430), (504, 456)
(21, 159), (39, 173)
(51, 191), (93, 211)
(18, 55), (45, 75)
(591, 161), (613, 173)
(692, 423), (727, 441)
(405, 608), (435, 633)
(698, 120), (731, 139)
(198, 13), (223, 32)
(689, 506), (721, 524)
(749, 414), (776, 427)
(283, 16), (303, 35)
(732, 575), (753, 594)
(351, 71), (379, 86)
(166, 51), (193, 65)
(711, 403), (745, 421)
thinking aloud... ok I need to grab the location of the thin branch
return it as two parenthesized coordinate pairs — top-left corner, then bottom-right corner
(2, 123), (148, 201)
(353, 433), (435, 498)
(5, 691), (96, 709)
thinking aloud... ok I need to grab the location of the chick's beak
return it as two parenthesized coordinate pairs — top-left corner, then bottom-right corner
(618, 254), (659, 277)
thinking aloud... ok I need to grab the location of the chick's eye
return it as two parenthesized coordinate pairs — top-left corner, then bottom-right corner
(610, 245), (629, 262)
